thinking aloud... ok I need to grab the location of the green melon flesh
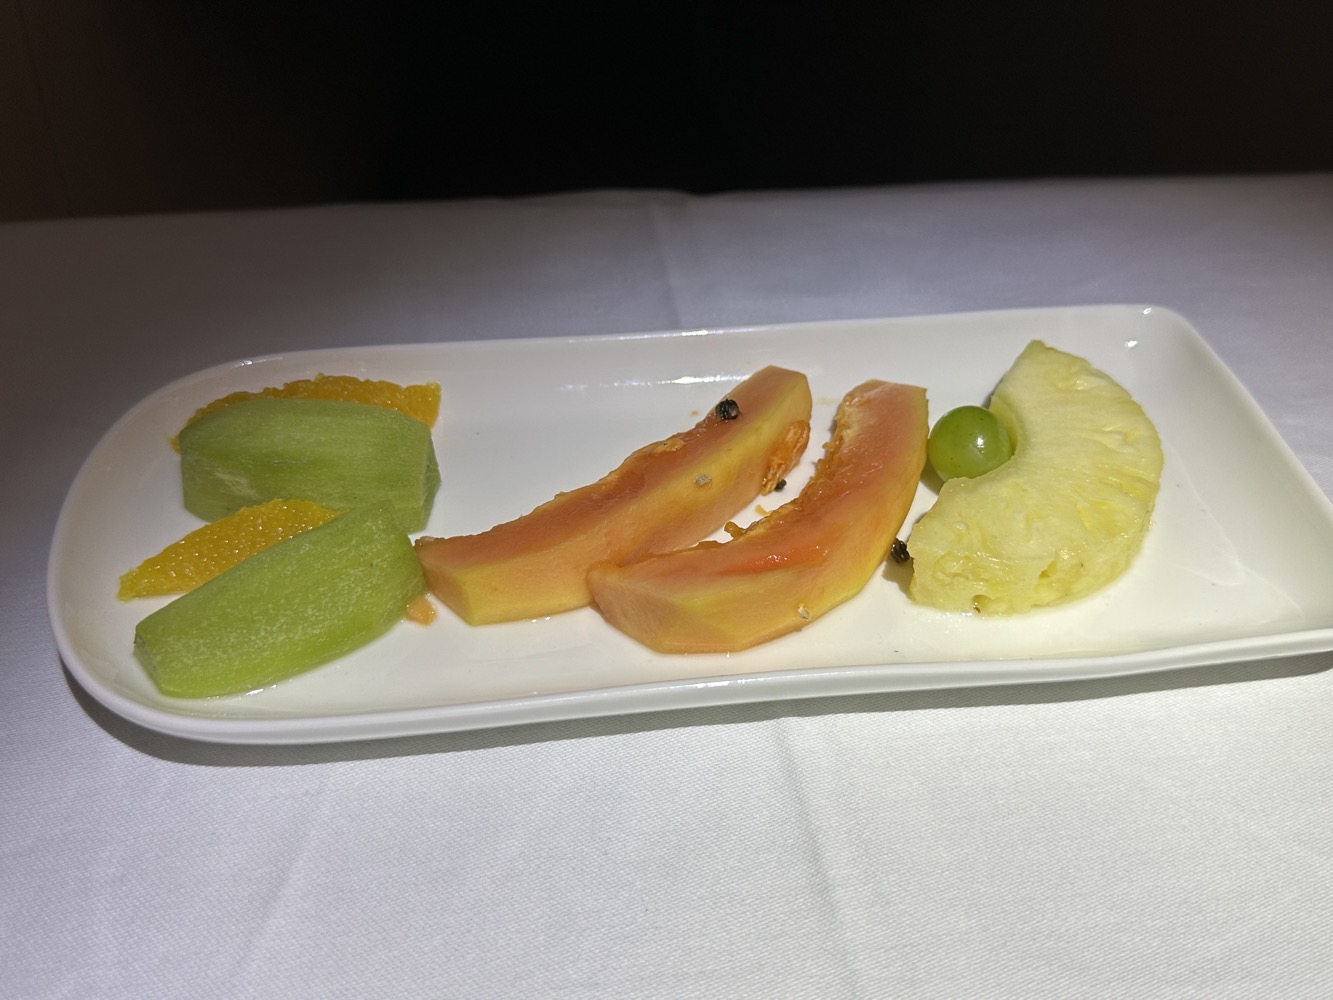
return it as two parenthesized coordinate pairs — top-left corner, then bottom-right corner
(178, 397), (440, 532)
(134, 502), (425, 698)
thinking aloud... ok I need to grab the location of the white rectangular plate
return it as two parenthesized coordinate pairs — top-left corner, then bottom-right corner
(48, 305), (1333, 744)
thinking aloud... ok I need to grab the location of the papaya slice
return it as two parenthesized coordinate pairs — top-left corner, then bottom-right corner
(586, 380), (928, 653)
(416, 366), (813, 624)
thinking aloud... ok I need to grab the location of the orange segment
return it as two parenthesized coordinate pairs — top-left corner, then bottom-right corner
(404, 594), (437, 625)
(179, 375), (441, 438)
(118, 499), (337, 600)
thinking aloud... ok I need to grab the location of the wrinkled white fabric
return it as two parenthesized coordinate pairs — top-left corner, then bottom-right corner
(3, 175), (1331, 999)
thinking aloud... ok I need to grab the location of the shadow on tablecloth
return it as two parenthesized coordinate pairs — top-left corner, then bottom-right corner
(62, 650), (1331, 768)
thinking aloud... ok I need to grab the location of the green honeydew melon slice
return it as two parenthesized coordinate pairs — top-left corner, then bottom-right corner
(134, 501), (425, 698)
(178, 397), (440, 532)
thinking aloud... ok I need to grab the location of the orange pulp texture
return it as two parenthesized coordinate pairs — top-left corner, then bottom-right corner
(176, 375), (440, 445)
(118, 499), (337, 600)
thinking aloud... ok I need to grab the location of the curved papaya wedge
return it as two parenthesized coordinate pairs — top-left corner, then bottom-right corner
(416, 366), (812, 624)
(586, 380), (927, 653)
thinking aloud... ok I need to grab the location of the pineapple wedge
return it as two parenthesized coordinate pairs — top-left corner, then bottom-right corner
(909, 340), (1163, 613)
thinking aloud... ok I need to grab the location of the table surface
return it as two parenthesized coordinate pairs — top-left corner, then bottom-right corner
(4, 174), (1332, 999)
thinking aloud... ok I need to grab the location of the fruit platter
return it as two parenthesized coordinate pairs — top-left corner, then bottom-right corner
(47, 305), (1333, 743)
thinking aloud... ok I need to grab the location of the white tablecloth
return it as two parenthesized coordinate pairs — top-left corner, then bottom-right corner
(4, 175), (1332, 999)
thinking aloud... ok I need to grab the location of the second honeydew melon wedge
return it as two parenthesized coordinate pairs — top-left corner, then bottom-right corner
(134, 502), (425, 698)
(178, 397), (440, 532)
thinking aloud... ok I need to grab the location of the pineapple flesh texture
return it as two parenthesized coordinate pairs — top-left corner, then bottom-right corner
(909, 340), (1163, 614)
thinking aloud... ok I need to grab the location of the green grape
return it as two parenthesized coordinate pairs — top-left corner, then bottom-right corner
(928, 405), (1014, 481)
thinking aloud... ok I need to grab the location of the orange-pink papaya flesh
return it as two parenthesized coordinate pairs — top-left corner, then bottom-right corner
(587, 380), (927, 653)
(415, 366), (812, 624)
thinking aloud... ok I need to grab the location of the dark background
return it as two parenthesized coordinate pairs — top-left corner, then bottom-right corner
(4, 0), (1331, 221)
